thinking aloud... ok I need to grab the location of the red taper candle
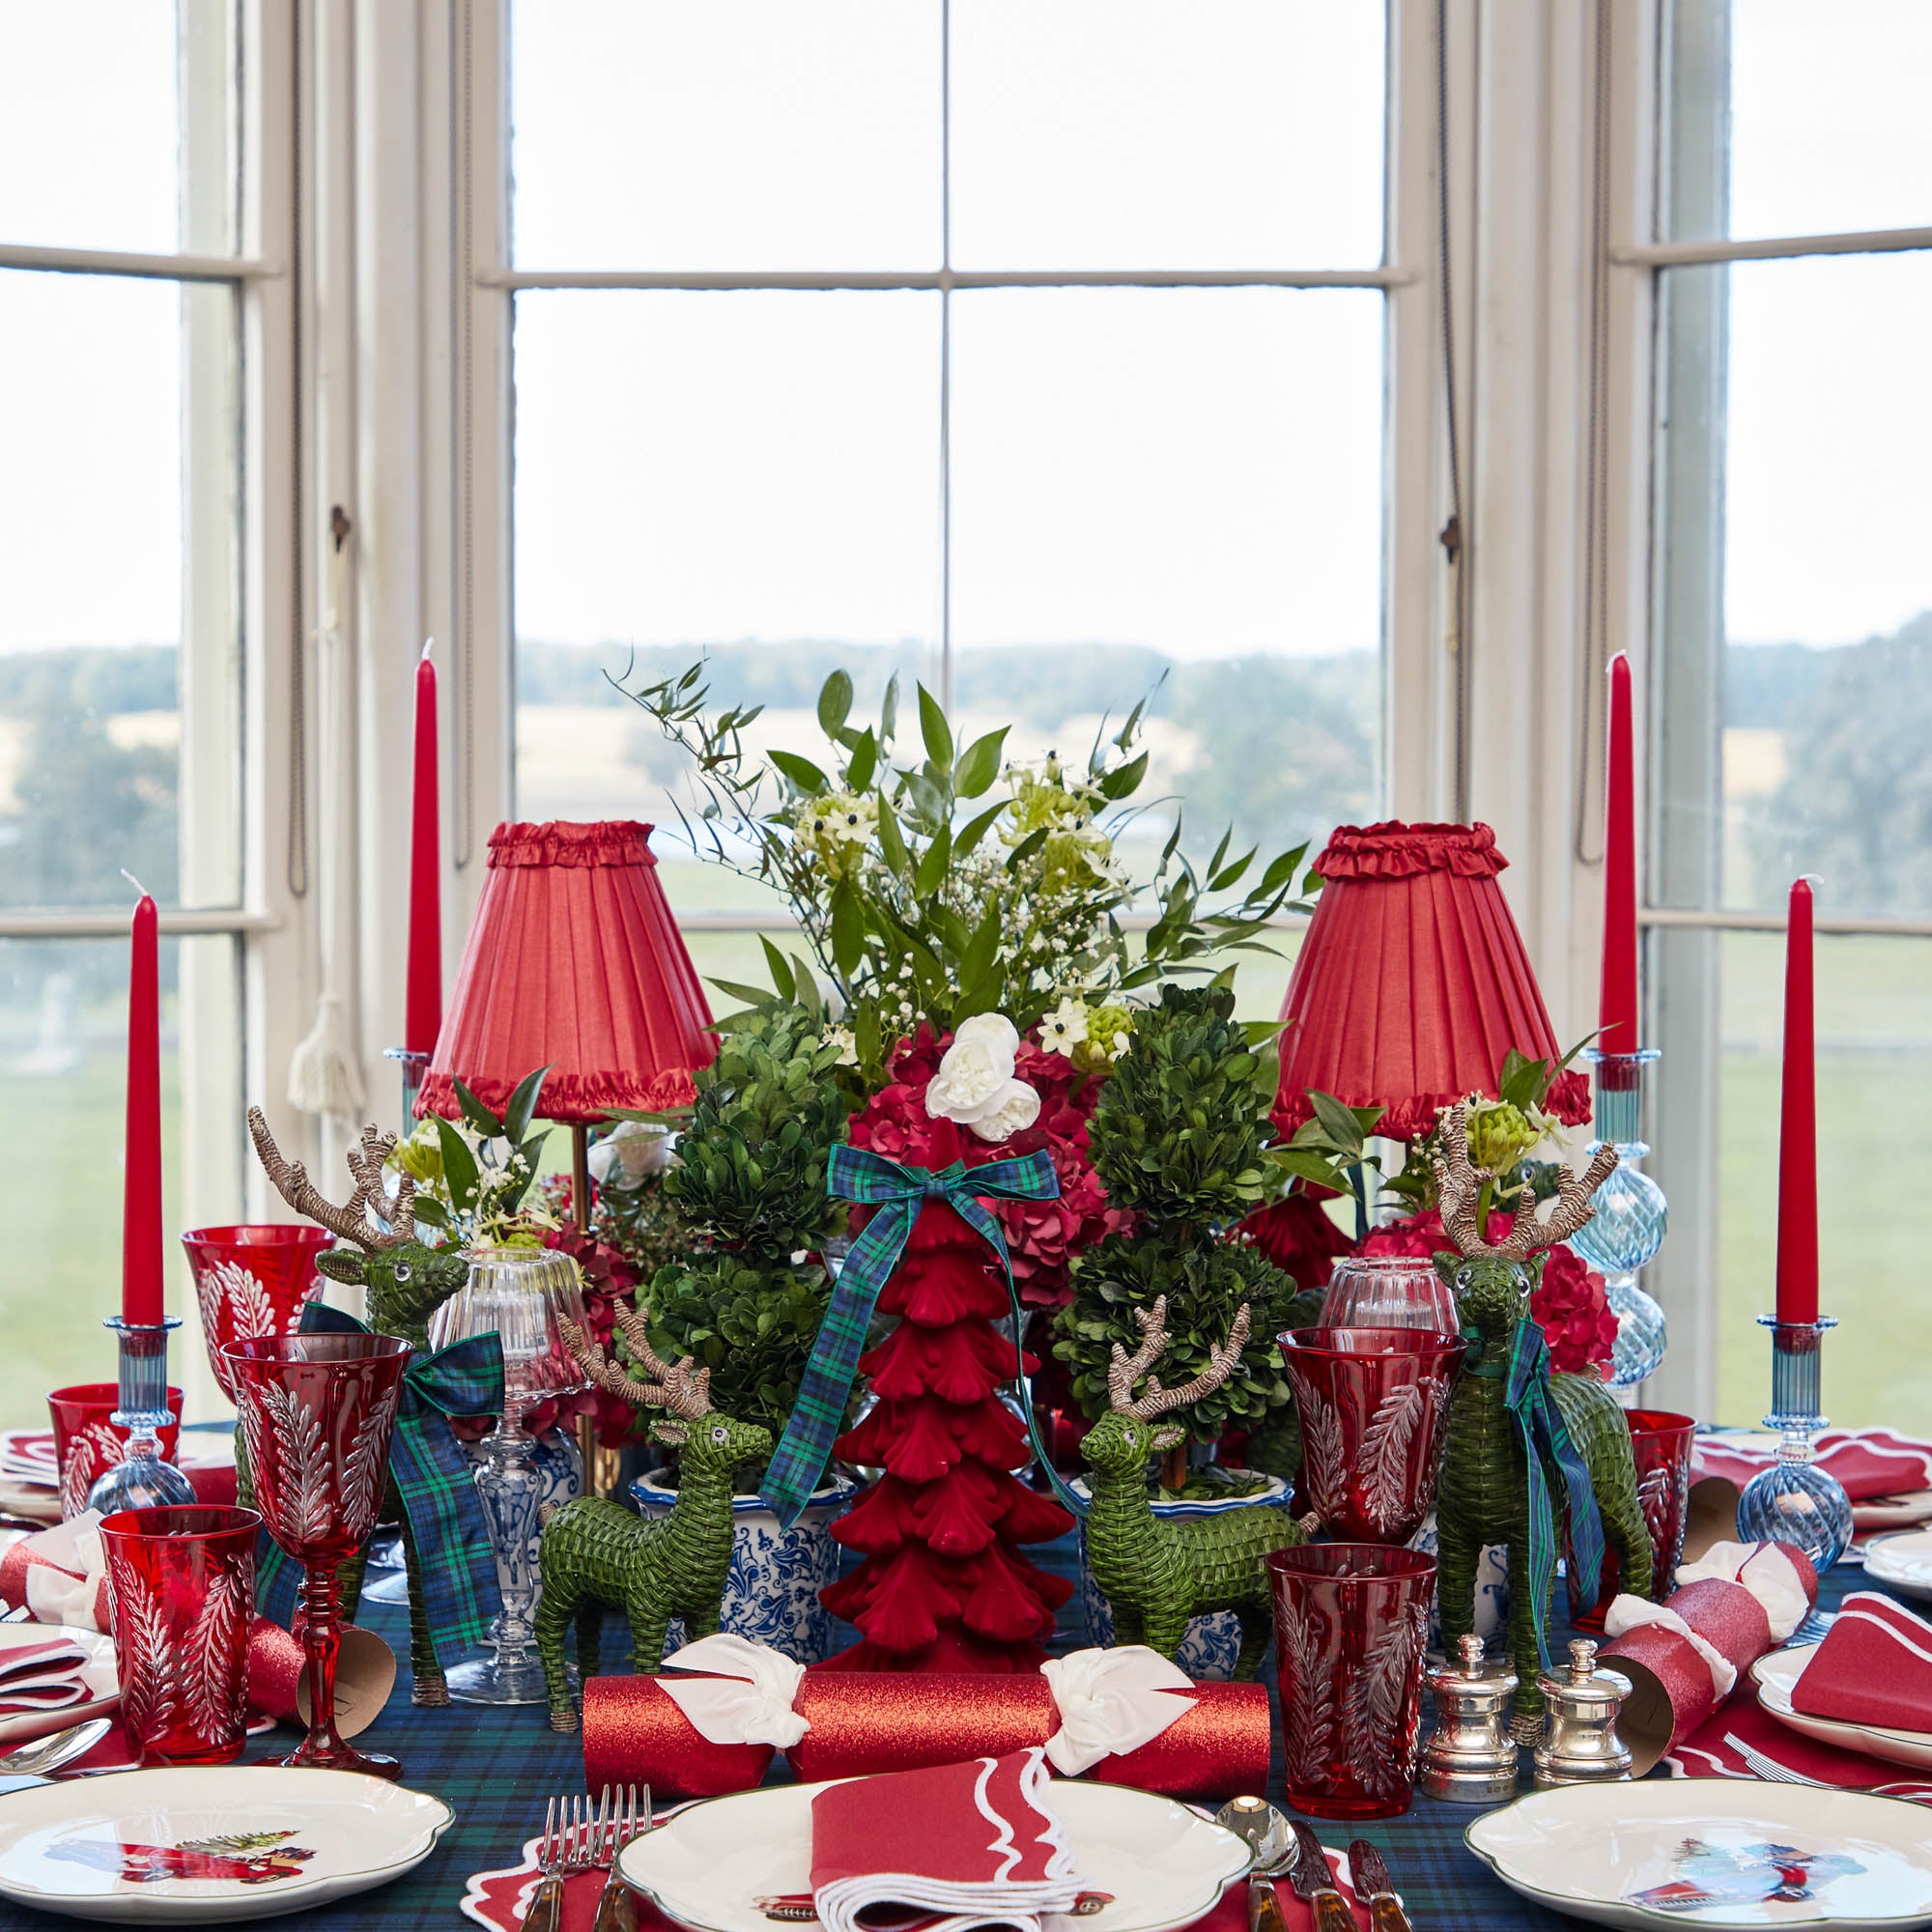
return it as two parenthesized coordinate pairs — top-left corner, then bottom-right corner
(1776, 877), (1818, 1324)
(1599, 652), (1640, 1056)
(122, 884), (165, 1325)
(404, 640), (441, 1055)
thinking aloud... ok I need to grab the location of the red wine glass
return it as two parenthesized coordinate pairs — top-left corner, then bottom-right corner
(223, 1332), (411, 1777)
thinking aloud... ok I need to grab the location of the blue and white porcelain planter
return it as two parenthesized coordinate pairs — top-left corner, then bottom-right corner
(1071, 1472), (1292, 1682)
(630, 1469), (856, 1663)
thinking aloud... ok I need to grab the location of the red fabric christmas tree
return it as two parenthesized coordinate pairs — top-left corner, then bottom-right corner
(818, 1114), (1073, 1672)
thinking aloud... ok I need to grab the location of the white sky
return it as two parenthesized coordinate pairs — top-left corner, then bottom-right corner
(1, 0), (1929, 657)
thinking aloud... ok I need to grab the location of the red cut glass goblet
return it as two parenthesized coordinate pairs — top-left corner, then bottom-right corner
(1267, 1543), (1436, 1819)
(223, 1333), (411, 1778)
(1277, 1327), (1465, 1543)
(182, 1224), (332, 1401)
(98, 1504), (261, 1765)
(1567, 1406), (1696, 1629)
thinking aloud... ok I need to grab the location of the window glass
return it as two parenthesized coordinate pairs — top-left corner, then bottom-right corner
(1654, 256), (1932, 919)
(951, 0), (1384, 269)
(1667, 0), (1932, 243)
(1715, 931), (1932, 1429)
(0, 0), (234, 255)
(0, 935), (242, 1427)
(509, 0), (942, 270)
(0, 270), (242, 911)
(950, 286), (1382, 867)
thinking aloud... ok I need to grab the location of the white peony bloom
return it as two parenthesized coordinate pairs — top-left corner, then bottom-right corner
(587, 1119), (671, 1189)
(969, 1077), (1042, 1142)
(1039, 996), (1090, 1058)
(925, 1012), (1037, 1140)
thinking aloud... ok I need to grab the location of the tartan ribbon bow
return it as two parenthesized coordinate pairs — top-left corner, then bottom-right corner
(254, 1303), (506, 1669)
(759, 1142), (1084, 1527)
(1464, 1315), (1604, 1669)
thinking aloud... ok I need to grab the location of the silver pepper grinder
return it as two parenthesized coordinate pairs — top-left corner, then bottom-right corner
(1532, 1638), (1634, 1786)
(1420, 1634), (1520, 1803)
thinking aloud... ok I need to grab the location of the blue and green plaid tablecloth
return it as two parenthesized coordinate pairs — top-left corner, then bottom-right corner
(25, 1529), (1850, 1932)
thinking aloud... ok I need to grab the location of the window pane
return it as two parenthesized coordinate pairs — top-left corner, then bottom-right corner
(0, 271), (242, 912)
(0, 0), (235, 255)
(1716, 931), (1932, 1428)
(509, 0), (941, 270)
(1667, 0), (1932, 243)
(512, 289), (941, 911)
(0, 934), (242, 1427)
(950, 287), (1382, 869)
(951, 0), (1384, 270)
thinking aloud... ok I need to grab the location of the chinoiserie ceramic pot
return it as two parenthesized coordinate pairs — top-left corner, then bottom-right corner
(1072, 1472), (1291, 1681)
(630, 1470), (857, 1663)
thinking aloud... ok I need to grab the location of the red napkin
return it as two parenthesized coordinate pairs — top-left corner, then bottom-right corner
(1695, 1429), (1932, 1503)
(0, 1432), (59, 1489)
(1664, 1690), (1932, 1803)
(808, 1748), (1081, 1932)
(0, 1636), (91, 1711)
(1791, 1592), (1932, 1732)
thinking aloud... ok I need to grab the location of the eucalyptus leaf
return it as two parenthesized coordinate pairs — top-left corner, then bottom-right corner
(917, 681), (952, 771)
(433, 1116), (481, 1213)
(816, 668), (854, 738)
(758, 938), (798, 1002)
(769, 749), (830, 795)
(954, 725), (1009, 798)
(451, 1076), (501, 1138)
(502, 1064), (551, 1146)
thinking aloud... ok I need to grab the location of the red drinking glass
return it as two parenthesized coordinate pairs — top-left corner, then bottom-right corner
(182, 1224), (332, 1402)
(1277, 1328), (1465, 1543)
(97, 1504), (260, 1765)
(46, 1382), (185, 1520)
(1567, 1406), (1697, 1630)
(1267, 1543), (1435, 1819)
(223, 1333), (411, 1778)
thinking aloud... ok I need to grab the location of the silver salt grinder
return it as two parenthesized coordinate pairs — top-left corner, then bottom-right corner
(1419, 1634), (1520, 1803)
(1532, 1637), (1634, 1786)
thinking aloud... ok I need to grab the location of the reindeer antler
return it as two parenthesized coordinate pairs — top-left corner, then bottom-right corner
(1106, 1296), (1253, 1423)
(1430, 1099), (1618, 1261)
(561, 1300), (714, 1421)
(247, 1107), (406, 1251)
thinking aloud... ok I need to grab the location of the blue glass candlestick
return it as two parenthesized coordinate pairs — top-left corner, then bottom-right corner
(85, 1318), (196, 1515)
(1569, 1048), (1668, 1390)
(1737, 1317), (1853, 1606)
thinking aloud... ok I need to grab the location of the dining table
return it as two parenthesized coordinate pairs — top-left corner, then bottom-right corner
(9, 1526), (1871, 1932)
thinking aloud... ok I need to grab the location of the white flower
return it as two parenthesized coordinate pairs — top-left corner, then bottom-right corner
(824, 1023), (859, 1066)
(924, 1012), (1039, 1141)
(1040, 996), (1090, 1057)
(1112, 1030), (1131, 1058)
(587, 1120), (670, 1189)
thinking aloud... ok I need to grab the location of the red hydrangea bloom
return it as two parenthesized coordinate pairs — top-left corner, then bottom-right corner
(846, 1025), (1130, 1308)
(1355, 1207), (1618, 1377)
(1234, 1191), (1353, 1292)
(539, 1221), (645, 1446)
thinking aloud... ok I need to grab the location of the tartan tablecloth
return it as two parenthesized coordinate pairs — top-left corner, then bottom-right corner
(10, 1530), (1867, 1930)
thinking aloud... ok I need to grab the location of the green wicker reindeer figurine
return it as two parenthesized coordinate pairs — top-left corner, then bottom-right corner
(247, 1108), (473, 1703)
(1430, 1102), (1652, 1737)
(1080, 1299), (1309, 1681)
(536, 1300), (772, 1731)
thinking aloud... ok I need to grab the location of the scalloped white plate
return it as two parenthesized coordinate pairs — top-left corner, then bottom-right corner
(1752, 1644), (1932, 1772)
(1864, 1532), (1932, 1600)
(1468, 1780), (1932, 1929)
(618, 1778), (1250, 1932)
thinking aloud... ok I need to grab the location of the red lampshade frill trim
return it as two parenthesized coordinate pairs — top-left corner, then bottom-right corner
(415, 1063), (697, 1123)
(1313, 820), (1505, 881)
(486, 820), (659, 868)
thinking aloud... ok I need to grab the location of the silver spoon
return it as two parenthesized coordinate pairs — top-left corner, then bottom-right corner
(0, 1718), (112, 1777)
(1212, 1798), (1296, 1932)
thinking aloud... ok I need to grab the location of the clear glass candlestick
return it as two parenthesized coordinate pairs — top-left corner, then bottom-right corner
(429, 1248), (589, 1705)
(1569, 1048), (1668, 1391)
(383, 1046), (430, 1130)
(85, 1319), (197, 1515)
(1737, 1316), (1853, 1607)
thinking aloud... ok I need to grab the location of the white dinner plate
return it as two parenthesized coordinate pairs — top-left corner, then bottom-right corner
(1861, 1496), (1932, 1533)
(0, 1624), (117, 1749)
(1751, 1644), (1932, 1772)
(617, 1777), (1250, 1932)
(1864, 1530), (1932, 1601)
(1467, 1779), (1932, 1929)
(0, 1765), (452, 1922)
(0, 1480), (63, 1526)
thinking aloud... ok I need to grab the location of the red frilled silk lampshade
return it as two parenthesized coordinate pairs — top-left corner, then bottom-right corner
(1271, 820), (1591, 1143)
(416, 820), (716, 1124)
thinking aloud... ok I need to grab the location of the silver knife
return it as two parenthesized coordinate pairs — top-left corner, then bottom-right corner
(1287, 1822), (1356, 1932)
(1347, 1839), (1414, 1932)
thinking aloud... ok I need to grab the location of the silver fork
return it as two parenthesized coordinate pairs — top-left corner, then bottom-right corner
(522, 1796), (569, 1932)
(592, 1782), (649, 1932)
(1723, 1731), (1932, 1798)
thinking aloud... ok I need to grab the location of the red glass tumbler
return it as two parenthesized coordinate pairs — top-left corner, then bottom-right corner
(1567, 1406), (1697, 1630)
(223, 1332), (411, 1778)
(182, 1224), (332, 1401)
(46, 1382), (185, 1520)
(1267, 1543), (1436, 1819)
(1277, 1328), (1464, 1543)
(98, 1504), (260, 1765)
